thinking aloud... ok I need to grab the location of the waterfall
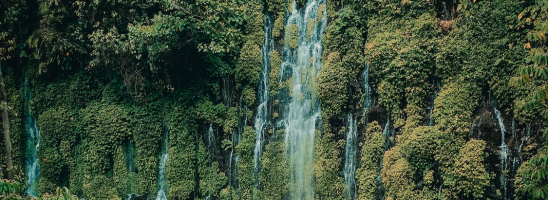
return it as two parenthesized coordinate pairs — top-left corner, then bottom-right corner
(343, 114), (357, 200)
(124, 141), (138, 198)
(469, 119), (476, 139)
(24, 115), (40, 197)
(253, 14), (274, 188)
(514, 124), (531, 172)
(229, 134), (236, 187)
(511, 118), (516, 140)
(428, 89), (439, 127)
(493, 102), (507, 200)
(383, 120), (394, 151)
(374, 120), (393, 199)
(428, 109), (434, 126)
(156, 124), (169, 200)
(229, 98), (246, 188)
(207, 123), (215, 162)
(24, 78), (40, 197)
(281, 0), (327, 199)
(362, 64), (372, 120)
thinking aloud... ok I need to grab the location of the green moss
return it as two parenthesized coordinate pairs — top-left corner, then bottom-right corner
(356, 121), (384, 200)
(269, 50), (282, 97)
(82, 175), (120, 199)
(236, 41), (263, 88)
(449, 139), (489, 199)
(318, 52), (348, 120)
(287, 77), (294, 97)
(432, 80), (481, 197)
(377, 80), (403, 115)
(259, 129), (288, 199)
(236, 126), (255, 199)
(381, 146), (418, 199)
(306, 65), (318, 111)
(113, 146), (132, 197)
(196, 100), (227, 124)
(399, 126), (439, 179)
(365, 13), (440, 116)
(272, 13), (285, 39)
(314, 129), (344, 199)
(32, 72), (103, 115)
(80, 103), (130, 174)
(306, 19), (315, 40)
(286, 24), (299, 49)
(198, 139), (227, 198)
(223, 107), (239, 134)
(246, 12), (265, 46)
(267, 0), (285, 14)
(317, 4), (326, 22)
(165, 104), (196, 199)
(131, 103), (163, 196)
(38, 107), (77, 194)
(433, 80), (480, 137)
(243, 87), (257, 106)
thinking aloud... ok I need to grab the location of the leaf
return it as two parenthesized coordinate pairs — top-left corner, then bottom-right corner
(494, 59), (502, 66)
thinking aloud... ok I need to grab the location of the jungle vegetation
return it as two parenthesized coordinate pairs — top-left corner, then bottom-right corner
(0, 0), (547, 200)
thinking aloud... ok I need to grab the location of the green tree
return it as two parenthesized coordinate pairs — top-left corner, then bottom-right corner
(512, 2), (548, 199)
(511, 1), (548, 108)
(0, 0), (28, 179)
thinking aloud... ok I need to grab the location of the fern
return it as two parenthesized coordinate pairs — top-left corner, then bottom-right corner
(0, 181), (24, 195)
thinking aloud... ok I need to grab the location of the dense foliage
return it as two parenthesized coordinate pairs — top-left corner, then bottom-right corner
(0, 0), (546, 200)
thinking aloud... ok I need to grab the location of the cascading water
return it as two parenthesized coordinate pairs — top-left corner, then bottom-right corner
(513, 124), (531, 173)
(493, 102), (508, 200)
(511, 118), (516, 140)
(281, 1), (327, 199)
(362, 63), (381, 198)
(124, 142), (138, 199)
(469, 119), (476, 139)
(383, 120), (394, 150)
(229, 97), (246, 188)
(207, 123), (215, 161)
(375, 120), (393, 199)
(362, 64), (372, 120)
(24, 78), (40, 197)
(228, 131), (237, 187)
(428, 95), (437, 127)
(343, 114), (357, 200)
(156, 124), (169, 200)
(253, 14), (274, 188)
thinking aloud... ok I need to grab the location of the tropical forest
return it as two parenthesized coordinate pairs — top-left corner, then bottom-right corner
(0, 0), (547, 199)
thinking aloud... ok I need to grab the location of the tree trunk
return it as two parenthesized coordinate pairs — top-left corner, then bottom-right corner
(0, 63), (14, 180)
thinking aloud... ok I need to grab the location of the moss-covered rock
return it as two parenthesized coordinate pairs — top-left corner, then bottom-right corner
(236, 126), (255, 199)
(356, 121), (384, 200)
(236, 41), (262, 88)
(314, 129), (344, 199)
(318, 52), (347, 120)
(449, 139), (489, 199)
(286, 24), (299, 49)
(259, 130), (288, 199)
